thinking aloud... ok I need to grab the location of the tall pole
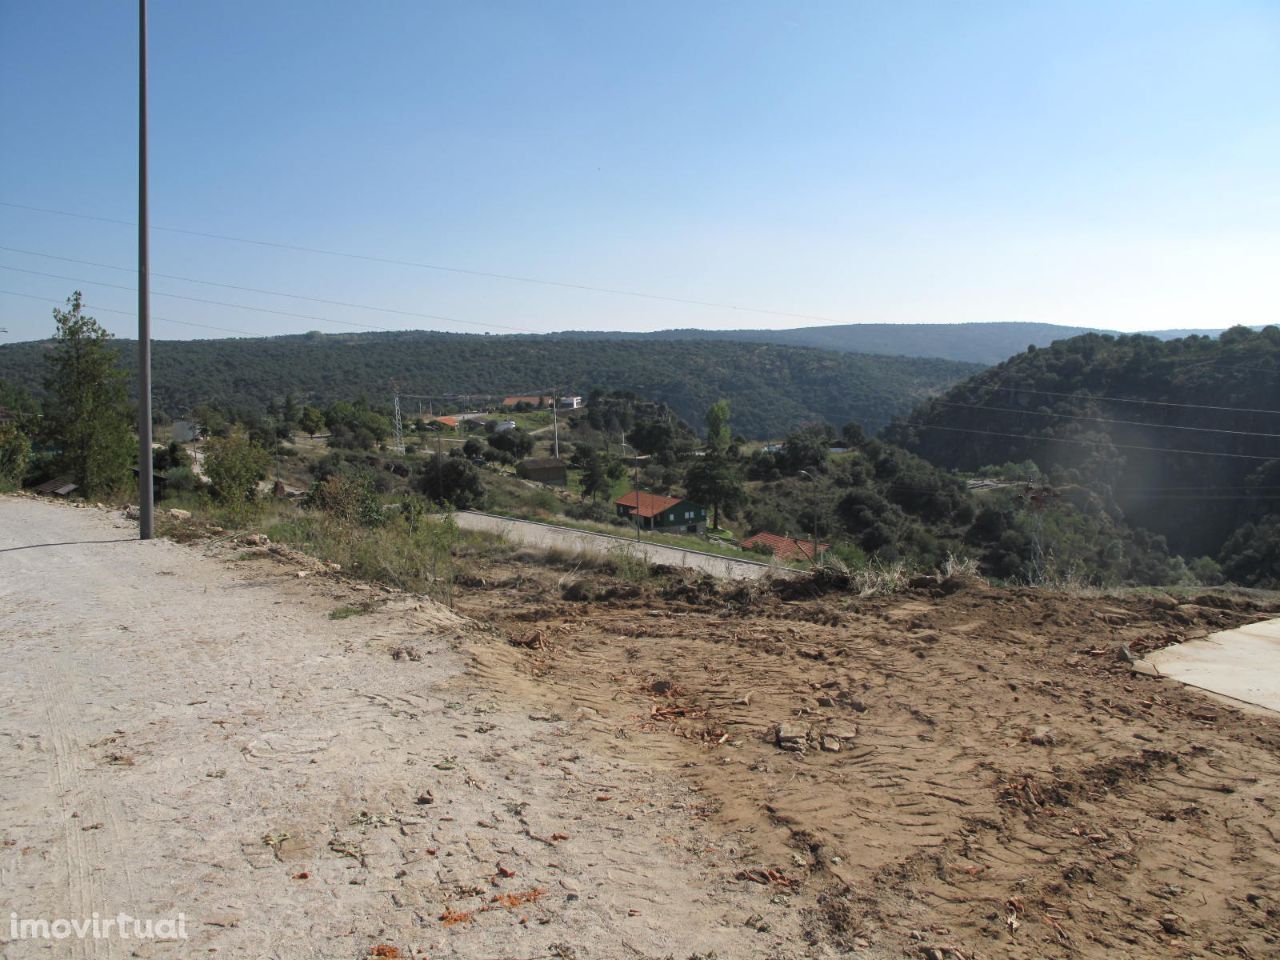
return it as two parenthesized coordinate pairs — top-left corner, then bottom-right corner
(552, 391), (559, 460)
(137, 0), (154, 539)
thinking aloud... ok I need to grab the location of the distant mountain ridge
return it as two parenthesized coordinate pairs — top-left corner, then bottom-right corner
(547, 322), (1234, 365)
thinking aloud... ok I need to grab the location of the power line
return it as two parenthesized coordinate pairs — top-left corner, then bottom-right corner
(0, 288), (258, 337)
(1114, 494), (1280, 501)
(0, 198), (841, 324)
(931, 399), (1280, 440)
(1110, 485), (1280, 492)
(986, 383), (1280, 416)
(913, 423), (1279, 461)
(0, 263), (541, 336)
(0, 263), (389, 331)
(0, 245), (539, 334)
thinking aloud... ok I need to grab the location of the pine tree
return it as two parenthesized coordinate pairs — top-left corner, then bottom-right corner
(42, 292), (135, 498)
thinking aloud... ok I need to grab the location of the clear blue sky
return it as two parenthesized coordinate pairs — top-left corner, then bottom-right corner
(1, 1), (1277, 342)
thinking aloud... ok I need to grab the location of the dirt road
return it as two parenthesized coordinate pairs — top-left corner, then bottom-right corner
(0, 497), (801, 959)
(456, 510), (779, 580)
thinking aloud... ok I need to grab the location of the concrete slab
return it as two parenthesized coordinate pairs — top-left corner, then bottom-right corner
(1144, 618), (1280, 714)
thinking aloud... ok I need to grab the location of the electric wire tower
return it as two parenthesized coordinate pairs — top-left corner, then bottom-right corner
(391, 380), (405, 454)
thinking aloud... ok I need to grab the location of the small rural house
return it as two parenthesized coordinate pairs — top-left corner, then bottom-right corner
(517, 458), (568, 486)
(740, 531), (830, 563)
(558, 396), (584, 409)
(615, 491), (707, 534)
(502, 395), (553, 409)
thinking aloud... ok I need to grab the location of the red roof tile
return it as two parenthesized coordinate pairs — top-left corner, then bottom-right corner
(741, 531), (830, 562)
(615, 491), (684, 519)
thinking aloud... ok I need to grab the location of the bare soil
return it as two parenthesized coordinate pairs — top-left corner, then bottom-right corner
(454, 560), (1280, 959)
(6, 495), (1280, 960)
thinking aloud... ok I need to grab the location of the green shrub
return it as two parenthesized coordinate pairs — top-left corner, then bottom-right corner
(0, 422), (32, 491)
(204, 433), (271, 508)
(161, 465), (204, 497)
(305, 473), (384, 527)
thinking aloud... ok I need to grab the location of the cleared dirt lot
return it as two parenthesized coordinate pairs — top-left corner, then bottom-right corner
(454, 558), (1280, 959)
(5, 495), (1280, 959)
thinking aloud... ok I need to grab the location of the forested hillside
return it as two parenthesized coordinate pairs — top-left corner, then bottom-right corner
(549, 321), (1233, 365)
(0, 329), (978, 439)
(885, 326), (1280, 585)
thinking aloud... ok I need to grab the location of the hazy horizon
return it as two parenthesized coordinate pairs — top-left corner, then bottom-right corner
(3, 2), (1277, 343)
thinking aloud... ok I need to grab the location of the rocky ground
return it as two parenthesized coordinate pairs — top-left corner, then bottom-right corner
(4, 495), (1280, 959)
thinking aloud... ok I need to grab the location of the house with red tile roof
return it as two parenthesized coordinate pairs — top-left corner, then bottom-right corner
(501, 395), (553, 409)
(615, 491), (707, 533)
(740, 531), (830, 563)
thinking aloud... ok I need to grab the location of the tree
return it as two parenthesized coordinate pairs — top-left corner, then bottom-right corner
(684, 455), (744, 530)
(299, 405), (325, 437)
(1219, 515), (1280, 588)
(705, 400), (731, 455)
(283, 393), (300, 429)
(580, 449), (624, 501)
(417, 454), (485, 509)
(204, 432), (272, 507)
(780, 423), (834, 475)
(628, 419), (676, 458)
(153, 441), (188, 472)
(0, 421), (31, 490)
(487, 427), (535, 459)
(840, 422), (866, 448)
(42, 292), (134, 498)
(192, 403), (231, 438)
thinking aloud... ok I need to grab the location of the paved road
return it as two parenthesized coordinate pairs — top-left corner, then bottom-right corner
(455, 511), (784, 580)
(1145, 617), (1280, 714)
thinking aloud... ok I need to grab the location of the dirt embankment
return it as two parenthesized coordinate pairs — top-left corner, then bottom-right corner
(456, 563), (1280, 960)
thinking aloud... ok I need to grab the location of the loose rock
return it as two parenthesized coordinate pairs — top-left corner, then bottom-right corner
(775, 723), (806, 752)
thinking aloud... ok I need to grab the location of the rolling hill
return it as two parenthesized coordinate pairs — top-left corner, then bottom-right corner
(547, 321), (1235, 366)
(883, 325), (1280, 582)
(0, 330), (980, 440)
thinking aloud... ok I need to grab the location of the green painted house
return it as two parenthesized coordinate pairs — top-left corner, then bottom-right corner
(615, 491), (708, 534)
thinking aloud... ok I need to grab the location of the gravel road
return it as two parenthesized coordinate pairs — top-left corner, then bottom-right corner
(455, 510), (783, 580)
(0, 497), (800, 959)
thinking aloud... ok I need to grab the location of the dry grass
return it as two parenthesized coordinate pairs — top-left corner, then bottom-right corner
(941, 551), (983, 580)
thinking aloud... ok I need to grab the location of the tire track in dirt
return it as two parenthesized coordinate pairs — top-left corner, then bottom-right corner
(456, 564), (1280, 958)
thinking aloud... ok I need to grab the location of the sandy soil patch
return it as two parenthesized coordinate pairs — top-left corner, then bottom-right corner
(0, 497), (805, 959)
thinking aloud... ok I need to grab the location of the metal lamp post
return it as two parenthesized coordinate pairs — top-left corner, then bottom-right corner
(137, 0), (154, 539)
